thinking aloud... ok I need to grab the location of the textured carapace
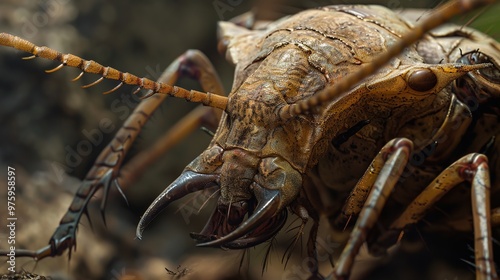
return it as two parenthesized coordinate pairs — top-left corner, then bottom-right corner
(0, 0), (499, 279)
(136, 3), (494, 252)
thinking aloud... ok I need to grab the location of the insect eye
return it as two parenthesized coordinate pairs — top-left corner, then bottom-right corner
(468, 51), (488, 64)
(478, 54), (500, 84)
(462, 51), (500, 84)
(407, 68), (437, 92)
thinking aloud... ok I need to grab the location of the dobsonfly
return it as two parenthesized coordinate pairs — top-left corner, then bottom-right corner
(0, 0), (500, 279)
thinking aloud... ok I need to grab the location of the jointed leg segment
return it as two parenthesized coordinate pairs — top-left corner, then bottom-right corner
(0, 50), (226, 260)
(329, 138), (413, 279)
(327, 139), (498, 280)
(388, 154), (498, 280)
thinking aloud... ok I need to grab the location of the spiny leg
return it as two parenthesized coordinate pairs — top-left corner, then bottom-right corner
(0, 50), (225, 260)
(327, 138), (413, 280)
(379, 154), (498, 280)
(332, 140), (436, 230)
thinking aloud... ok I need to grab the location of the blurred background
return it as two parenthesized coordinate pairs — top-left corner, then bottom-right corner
(0, 0), (499, 279)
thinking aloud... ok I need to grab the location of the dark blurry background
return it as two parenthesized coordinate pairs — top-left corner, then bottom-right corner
(0, 0), (499, 279)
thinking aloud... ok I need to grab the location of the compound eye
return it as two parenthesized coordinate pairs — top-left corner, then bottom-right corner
(468, 51), (489, 64)
(469, 52), (500, 84)
(408, 68), (438, 92)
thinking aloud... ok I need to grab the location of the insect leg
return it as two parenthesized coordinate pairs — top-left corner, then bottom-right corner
(289, 194), (323, 280)
(0, 50), (225, 261)
(327, 138), (413, 280)
(383, 154), (498, 280)
(307, 216), (321, 280)
(118, 49), (225, 188)
(331, 132), (388, 231)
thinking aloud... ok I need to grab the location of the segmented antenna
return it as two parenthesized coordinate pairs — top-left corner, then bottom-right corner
(278, 0), (497, 120)
(0, 33), (228, 111)
(0, 0), (495, 118)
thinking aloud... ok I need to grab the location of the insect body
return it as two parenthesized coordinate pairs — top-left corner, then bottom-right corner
(0, 0), (499, 279)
